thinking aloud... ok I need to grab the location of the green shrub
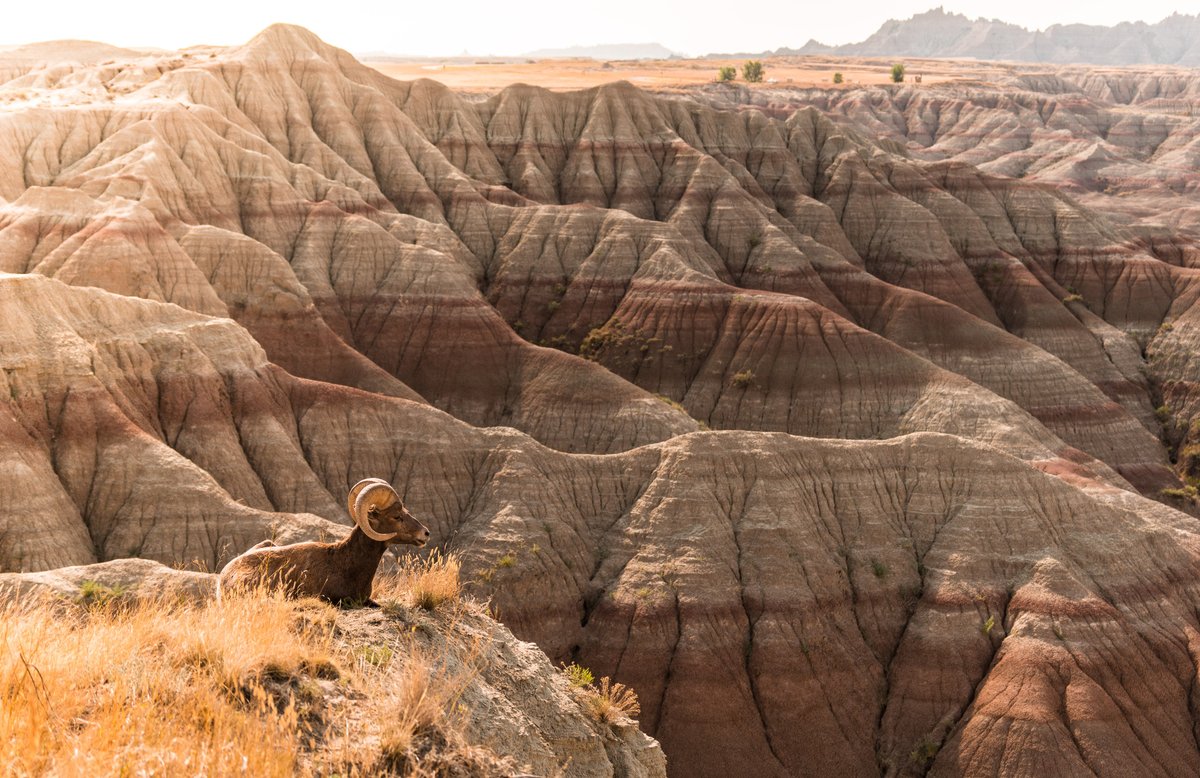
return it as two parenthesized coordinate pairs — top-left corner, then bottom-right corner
(562, 663), (594, 688)
(910, 738), (938, 767)
(891, 63), (905, 83)
(731, 369), (755, 388)
(718, 66), (736, 82)
(1161, 485), (1198, 501)
(79, 580), (128, 607)
(742, 60), (765, 83)
(832, 72), (843, 84)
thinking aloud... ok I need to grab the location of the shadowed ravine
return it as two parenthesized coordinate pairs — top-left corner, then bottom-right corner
(5, 24), (1200, 776)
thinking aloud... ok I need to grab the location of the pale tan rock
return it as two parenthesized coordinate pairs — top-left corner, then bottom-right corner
(335, 606), (666, 777)
(0, 557), (214, 601)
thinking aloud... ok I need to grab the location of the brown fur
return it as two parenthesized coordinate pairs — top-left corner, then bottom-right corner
(217, 489), (430, 605)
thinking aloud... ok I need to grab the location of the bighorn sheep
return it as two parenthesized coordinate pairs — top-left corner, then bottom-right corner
(217, 478), (430, 605)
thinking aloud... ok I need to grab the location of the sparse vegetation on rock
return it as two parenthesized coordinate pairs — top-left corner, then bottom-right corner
(563, 662), (595, 688)
(574, 675), (642, 725)
(0, 558), (666, 777)
(731, 369), (755, 388)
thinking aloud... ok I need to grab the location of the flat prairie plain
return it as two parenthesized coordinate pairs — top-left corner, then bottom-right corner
(365, 54), (1006, 91)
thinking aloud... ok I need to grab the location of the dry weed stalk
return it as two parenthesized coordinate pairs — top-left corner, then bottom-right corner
(585, 676), (641, 724)
(559, 662), (641, 724)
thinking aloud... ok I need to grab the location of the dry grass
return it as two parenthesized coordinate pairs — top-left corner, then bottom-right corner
(0, 552), (507, 777)
(0, 588), (337, 777)
(584, 677), (641, 724)
(372, 652), (517, 778)
(376, 551), (462, 612)
(379, 653), (456, 764)
(561, 663), (641, 725)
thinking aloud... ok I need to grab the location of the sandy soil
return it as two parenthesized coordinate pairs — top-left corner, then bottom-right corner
(363, 55), (1020, 93)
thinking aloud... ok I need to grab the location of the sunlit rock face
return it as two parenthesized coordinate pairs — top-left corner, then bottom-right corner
(5, 25), (1200, 776)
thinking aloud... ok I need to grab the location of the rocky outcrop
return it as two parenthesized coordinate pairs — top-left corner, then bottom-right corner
(334, 604), (667, 777)
(0, 560), (667, 777)
(0, 558), (214, 601)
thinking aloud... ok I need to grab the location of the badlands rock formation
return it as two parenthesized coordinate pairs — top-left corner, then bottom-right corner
(3, 25), (1200, 776)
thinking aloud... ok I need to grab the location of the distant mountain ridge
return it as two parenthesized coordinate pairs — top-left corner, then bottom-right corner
(792, 7), (1200, 65)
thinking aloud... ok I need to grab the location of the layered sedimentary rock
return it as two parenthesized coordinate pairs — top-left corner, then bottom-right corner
(4, 25), (1200, 777)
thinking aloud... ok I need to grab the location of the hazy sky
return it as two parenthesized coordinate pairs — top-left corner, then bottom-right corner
(4, 1), (1195, 56)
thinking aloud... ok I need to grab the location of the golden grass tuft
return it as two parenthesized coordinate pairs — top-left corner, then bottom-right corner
(376, 551), (462, 612)
(581, 676), (641, 724)
(0, 587), (337, 777)
(558, 661), (641, 725)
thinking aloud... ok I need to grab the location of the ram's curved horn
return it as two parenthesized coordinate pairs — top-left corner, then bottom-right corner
(347, 478), (390, 520)
(350, 479), (399, 542)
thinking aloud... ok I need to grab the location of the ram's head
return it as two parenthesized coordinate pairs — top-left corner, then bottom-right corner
(347, 478), (430, 546)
